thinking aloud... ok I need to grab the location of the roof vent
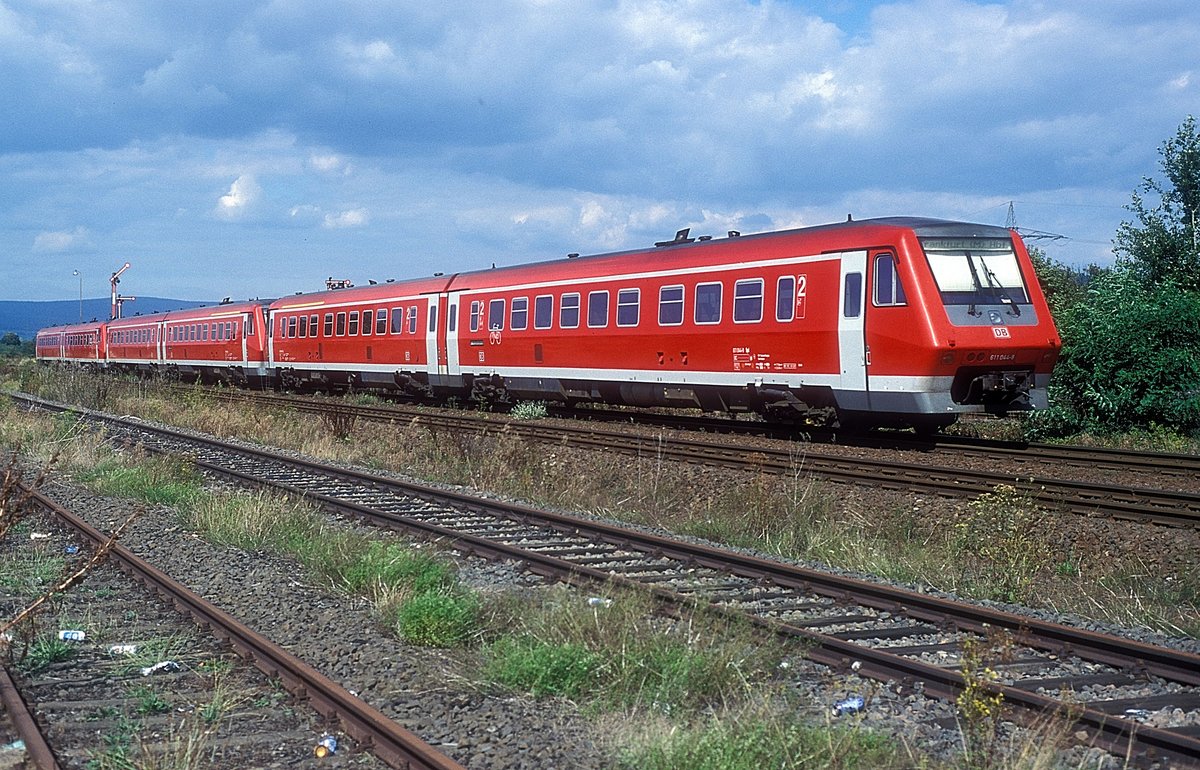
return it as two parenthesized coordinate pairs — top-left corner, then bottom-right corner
(655, 228), (695, 247)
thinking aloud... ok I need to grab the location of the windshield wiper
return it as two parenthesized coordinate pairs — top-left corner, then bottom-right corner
(978, 257), (1021, 317)
(963, 253), (984, 317)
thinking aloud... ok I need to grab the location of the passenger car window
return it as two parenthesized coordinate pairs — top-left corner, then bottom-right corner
(695, 283), (722, 324)
(511, 297), (529, 330)
(587, 291), (609, 328)
(488, 299), (505, 331)
(776, 277), (795, 321)
(560, 293), (580, 328)
(534, 295), (553, 329)
(375, 309), (388, 335)
(616, 289), (639, 327)
(658, 285), (683, 326)
(733, 279), (763, 323)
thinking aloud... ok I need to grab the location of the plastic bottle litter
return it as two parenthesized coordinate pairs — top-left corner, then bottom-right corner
(29, 532), (51, 540)
(314, 735), (338, 757)
(1, 740), (25, 752)
(58, 630), (86, 642)
(832, 695), (865, 716)
(108, 644), (138, 656)
(64, 545), (79, 555)
(586, 597), (613, 608)
(141, 660), (180, 676)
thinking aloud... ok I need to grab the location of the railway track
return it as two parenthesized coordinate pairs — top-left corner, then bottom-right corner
(16, 393), (1200, 768)
(0, 478), (465, 770)
(156, 385), (1200, 528)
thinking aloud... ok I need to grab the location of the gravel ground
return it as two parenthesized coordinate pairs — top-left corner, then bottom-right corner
(10, 397), (1199, 768)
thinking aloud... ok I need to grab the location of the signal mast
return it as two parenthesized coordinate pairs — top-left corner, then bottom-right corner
(110, 262), (136, 319)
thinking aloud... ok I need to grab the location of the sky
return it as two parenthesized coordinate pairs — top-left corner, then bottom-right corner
(2, 0), (1198, 303)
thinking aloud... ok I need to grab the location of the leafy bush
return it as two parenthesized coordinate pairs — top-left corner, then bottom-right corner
(1038, 269), (1200, 436)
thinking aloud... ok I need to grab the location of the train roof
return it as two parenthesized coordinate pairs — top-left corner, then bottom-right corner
(443, 216), (1016, 291)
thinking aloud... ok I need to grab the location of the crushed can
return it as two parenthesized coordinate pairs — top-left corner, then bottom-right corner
(832, 695), (865, 716)
(141, 660), (180, 676)
(314, 735), (338, 757)
(58, 630), (86, 642)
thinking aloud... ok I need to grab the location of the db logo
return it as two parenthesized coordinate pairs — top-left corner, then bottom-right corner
(992, 327), (1010, 339)
(489, 328), (502, 345)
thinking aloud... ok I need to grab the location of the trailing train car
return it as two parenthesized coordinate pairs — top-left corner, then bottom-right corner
(268, 277), (450, 394)
(102, 301), (270, 386)
(35, 321), (107, 366)
(158, 301), (270, 386)
(36, 217), (1060, 430)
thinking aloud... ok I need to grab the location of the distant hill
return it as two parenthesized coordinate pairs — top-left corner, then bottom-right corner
(0, 298), (212, 341)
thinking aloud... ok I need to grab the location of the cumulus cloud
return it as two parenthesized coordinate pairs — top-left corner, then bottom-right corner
(33, 227), (90, 253)
(215, 175), (261, 219)
(323, 208), (369, 228)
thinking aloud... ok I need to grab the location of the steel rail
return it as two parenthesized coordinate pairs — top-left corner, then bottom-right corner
(0, 665), (61, 770)
(153, 387), (1200, 528)
(21, 483), (466, 770)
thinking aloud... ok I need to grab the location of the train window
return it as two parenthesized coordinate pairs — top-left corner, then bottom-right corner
(534, 295), (553, 329)
(695, 283), (722, 324)
(299, 315), (308, 338)
(309, 315), (319, 336)
(843, 273), (863, 318)
(336, 312), (347, 336)
(428, 305), (438, 333)
(392, 307), (404, 334)
(407, 306), (418, 334)
(470, 301), (483, 333)
(362, 310), (373, 336)
(448, 303), (457, 332)
(324, 313), (334, 337)
(873, 254), (908, 307)
(616, 289), (639, 327)
(733, 279), (764, 323)
(511, 297), (528, 330)
(246, 315), (255, 336)
(349, 311), (360, 336)
(560, 293), (580, 328)
(776, 277), (796, 321)
(488, 299), (505, 331)
(285, 317), (295, 338)
(376, 309), (388, 335)
(587, 291), (609, 328)
(658, 285), (684, 326)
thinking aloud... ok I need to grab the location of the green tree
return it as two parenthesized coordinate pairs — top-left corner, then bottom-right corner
(1034, 270), (1200, 436)
(0, 333), (19, 346)
(1114, 115), (1200, 289)
(1027, 247), (1098, 317)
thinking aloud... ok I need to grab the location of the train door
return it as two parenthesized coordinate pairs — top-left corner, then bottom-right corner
(423, 297), (438, 370)
(435, 294), (450, 377)
(445, 291), (462, 376)
(837, 251), (869, 401)
(265, 309), (277, 367)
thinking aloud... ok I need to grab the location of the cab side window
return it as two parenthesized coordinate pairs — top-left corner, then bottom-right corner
(873, 254), (907, 306)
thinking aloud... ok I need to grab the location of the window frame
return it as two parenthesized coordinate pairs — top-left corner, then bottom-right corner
(616, 288), (639, 327)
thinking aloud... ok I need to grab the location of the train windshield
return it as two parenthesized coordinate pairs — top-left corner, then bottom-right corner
(921, 237), (1029, 310)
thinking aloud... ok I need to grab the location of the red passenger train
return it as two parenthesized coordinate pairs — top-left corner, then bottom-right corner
(36, 217), (1061, 430)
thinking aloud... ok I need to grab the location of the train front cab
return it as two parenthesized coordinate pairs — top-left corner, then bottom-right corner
(845, 224), (1059, 429)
